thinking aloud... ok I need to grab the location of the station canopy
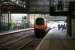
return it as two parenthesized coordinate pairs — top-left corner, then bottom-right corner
(0, 0), (49, 13)
(0, 0), (74, 14)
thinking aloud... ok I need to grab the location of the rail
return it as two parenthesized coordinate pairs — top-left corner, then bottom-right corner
(0, 28), (34, 50)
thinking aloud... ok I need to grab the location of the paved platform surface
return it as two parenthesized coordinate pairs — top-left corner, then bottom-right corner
(36, 28), (75, 50)
(0, 28), (34, 35)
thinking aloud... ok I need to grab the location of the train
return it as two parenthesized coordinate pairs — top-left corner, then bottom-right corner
(33, 17), (48, 38)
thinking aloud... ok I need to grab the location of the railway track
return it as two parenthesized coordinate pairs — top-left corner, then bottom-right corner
(20, 38), (42, 50)
(0, 29), (35, 50)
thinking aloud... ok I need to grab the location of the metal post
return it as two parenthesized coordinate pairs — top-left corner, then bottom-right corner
(8, 11), (11, 30)
(0, 5), (3, 32)
(0, 5), (2, 31)
(67, 16), (72, 37)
